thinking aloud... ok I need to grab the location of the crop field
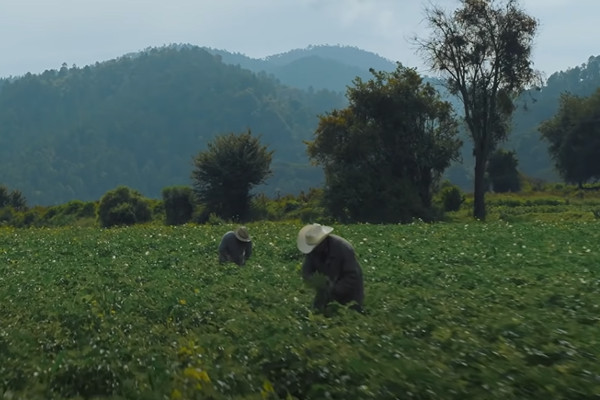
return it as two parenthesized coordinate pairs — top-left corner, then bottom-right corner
(1, 221), (599, 399)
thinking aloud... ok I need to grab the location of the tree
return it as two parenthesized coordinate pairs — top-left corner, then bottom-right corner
(416, 0), (539, 219)
(539, 89), (600, 186)
(0, 185), (10, 208)
(487, 149), (521, 192)
(162, 185), (194, 225)
(307, 64), (461, 223)
(191, 130), (273, 221)
(0, 185), (27, 211)
(97, 186), (152, 228)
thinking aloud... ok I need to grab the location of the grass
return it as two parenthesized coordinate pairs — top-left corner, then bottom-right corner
(1, 221), (599, 399)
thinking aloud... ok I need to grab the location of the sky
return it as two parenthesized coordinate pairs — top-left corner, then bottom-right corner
(1, 0), (597, 80)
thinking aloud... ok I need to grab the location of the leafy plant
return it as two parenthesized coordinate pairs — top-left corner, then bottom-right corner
(97, 186), (152, 227)
(1, 222), (599, 399)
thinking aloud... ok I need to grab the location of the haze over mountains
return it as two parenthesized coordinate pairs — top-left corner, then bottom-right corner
(1, 44), (599, 206)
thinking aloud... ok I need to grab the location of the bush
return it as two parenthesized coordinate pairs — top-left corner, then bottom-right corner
(97, 186), (152, 228)
(487, 149), (521, 193)
(439, 184), (464, 212)
(162, 186), (194, 225)
(0, 185), (27, 211)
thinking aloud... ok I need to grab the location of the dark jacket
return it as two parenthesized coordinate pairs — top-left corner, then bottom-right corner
(302, 234), (364, 310)
(218, 231), (252, 266)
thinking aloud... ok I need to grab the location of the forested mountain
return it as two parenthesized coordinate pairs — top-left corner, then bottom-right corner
(1, 42), (599, 206)
(204, 45), (397, 91)
(507, 55), (600, 181)
(0, 45), (346, 205)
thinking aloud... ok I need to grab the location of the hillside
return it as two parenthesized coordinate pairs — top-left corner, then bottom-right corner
(0, 45), (346, 205)
(204, 44), (397, 92)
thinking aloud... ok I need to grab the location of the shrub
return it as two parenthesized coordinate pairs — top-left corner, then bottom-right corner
(162, 186), (194, 225)
(487, 149), (521, 193)
(97, 186), (151, 228)
(439, 184), (464, 212)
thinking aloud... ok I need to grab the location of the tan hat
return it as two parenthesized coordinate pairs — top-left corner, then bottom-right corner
(234, 226), (251, 242)
(297, 223), (333, 254)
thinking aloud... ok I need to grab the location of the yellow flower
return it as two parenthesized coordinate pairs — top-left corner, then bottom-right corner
(261, 380), (275, 398)
(184, 367), (210, 382)
(179, 299), (187, 305)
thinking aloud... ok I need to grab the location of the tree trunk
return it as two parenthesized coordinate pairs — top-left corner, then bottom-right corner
(473, 154), (487, 220)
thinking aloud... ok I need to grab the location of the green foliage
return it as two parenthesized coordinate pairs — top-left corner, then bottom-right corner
(42, 200), (97, 227)
(248, 189), (328, 223)
(461, 190), (600, 223)
(0, 184), (27, 210)
(1, 222), (600, 399)
(97, 186), (152, 228)
(539, 88), (600, 186)
(418, 0), (539, 220)
(192, 130), (273, 222)
(162, 186), (194, 225)
(308, 64), (461, 223)
(0, 201), (98, 228)
(487, 149), (522, 192)
(437, 182), (465, 212)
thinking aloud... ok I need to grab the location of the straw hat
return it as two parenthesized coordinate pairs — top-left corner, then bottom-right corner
(234, 226), (251, 242)
(297, 223), (333, 254)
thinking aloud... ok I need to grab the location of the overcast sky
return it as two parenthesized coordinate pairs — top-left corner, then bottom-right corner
(1, 0), (597, 80)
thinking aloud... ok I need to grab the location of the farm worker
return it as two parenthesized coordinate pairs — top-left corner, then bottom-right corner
(297, 223), (364, 312)
(218, 226), (253, 266)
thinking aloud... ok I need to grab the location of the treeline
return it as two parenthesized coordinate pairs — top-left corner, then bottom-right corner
(0, 182), (464, 229)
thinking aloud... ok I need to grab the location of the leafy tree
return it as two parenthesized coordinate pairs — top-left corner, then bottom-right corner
(191, 130), (273, 221)
(0, 185), (9, 208)
(97, 186), (152, 228)
(416, 0), (539, 219)
(307, 65), (461, 223)
(487, 149), (521, 192)
(437, 182), (465, 212)
(0, 185), (27, 211)
(539, 89), (600, 186)
(8, 190), (27, 211)
(162, 185), (194, 225)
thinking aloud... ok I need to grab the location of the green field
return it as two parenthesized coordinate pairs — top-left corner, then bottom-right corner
(1, 221), (599, 399)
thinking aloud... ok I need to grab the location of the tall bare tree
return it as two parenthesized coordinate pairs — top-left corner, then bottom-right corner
(415, 0), (539, 219)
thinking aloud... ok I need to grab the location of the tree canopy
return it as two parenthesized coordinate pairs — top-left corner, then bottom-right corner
(307, 64), (461, 223)
(97, 186), (152, 228)
(192, 130), (273, 221)
(487, 149), (521, 192)
(0, 185), (27, 211)
(416, 0), (539, 219)
(539, 89), (600, 186)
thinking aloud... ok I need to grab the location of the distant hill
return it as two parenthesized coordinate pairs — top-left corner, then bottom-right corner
(204, 45), (397, 92)
(0, 45), (346, 205)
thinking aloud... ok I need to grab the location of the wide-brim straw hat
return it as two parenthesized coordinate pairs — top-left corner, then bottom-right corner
(297, 223), (333, 254)
(234, 226), (251, 242)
